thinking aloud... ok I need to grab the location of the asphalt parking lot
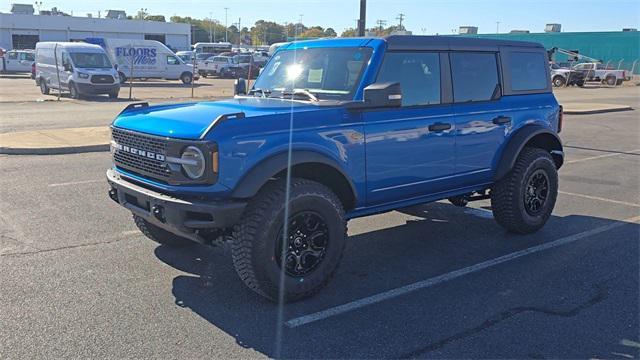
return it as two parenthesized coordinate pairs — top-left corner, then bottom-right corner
(0, 79), (639, 358)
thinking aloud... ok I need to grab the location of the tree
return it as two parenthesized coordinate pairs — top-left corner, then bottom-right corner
(324, 28), (337, 37)
(341, 28), (358, 37)
(300, 28), (325, 38)
(251, 20), (286, 45)
(145, 15), (165, 22)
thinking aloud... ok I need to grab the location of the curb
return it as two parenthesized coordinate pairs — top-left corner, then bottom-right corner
(0, 144), (109, 155)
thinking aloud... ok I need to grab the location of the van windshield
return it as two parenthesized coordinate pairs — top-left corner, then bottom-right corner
(69, 52), (112, 68)
(251, 47), (373, 100)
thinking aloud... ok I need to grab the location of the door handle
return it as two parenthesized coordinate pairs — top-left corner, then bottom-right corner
(492, 116), (512, 125)
(428, 123), (452, 132)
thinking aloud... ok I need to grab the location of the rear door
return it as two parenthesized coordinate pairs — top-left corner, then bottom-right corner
(364, 51), (456, 205)
(450, 51), (509, 187)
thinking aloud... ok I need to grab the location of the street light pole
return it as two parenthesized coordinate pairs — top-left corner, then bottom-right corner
(224, 7), (229, 42)
(209, 12), (213, 42)
(358, 0), (366, 36)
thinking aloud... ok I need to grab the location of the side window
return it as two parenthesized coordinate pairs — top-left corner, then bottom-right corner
(61, 52), (70, 66)
(509, 52), (548, 91)
(7, 52), (18, 60)
(450, 52), (500, 103)
(376, 52), (441, 106)
(167, 56), (179, 65)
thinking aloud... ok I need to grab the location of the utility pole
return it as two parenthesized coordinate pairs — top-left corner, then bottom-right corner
(224, 7), (229, 42)
(358, 0), (367, 36)
(238, 17), (242, 46)
(496, 21), (500, 34)
(376, 19), (387, 33)
(396, 13), (405, 30)
(209, 12), (213, 42)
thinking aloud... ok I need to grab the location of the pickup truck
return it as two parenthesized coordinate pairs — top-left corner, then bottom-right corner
(550, 63), (585, 87)
(573, 62), (626, 86)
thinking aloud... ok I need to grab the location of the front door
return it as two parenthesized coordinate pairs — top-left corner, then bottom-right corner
(364, 51), (456, 205)
(165, 55), (182, 79)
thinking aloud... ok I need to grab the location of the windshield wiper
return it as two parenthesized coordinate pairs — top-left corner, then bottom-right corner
(281, 89), (319, 102)
(249, 88), (272, 98)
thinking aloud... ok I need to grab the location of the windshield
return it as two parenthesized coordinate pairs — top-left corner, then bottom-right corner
(251, 47), (373, 100)
(69, 52), (112, 68)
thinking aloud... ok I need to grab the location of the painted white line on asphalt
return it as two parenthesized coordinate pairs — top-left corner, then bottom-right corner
(285, 215), (640, 328)
(559, 191), (640, 208)
(565, 148), (640, 164)
(48, 179), (102, 187)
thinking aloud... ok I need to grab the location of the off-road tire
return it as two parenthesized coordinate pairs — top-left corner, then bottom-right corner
(133, 215), (192, 247)
(39, 79), (50, 95)
(552, 76), (566, 87)
(491, 147), (558, 234)
(231, 178), (347, 302)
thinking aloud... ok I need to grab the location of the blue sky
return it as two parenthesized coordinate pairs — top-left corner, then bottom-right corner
(2, 0), (639, 34)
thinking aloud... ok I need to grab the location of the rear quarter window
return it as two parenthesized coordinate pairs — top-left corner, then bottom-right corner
(509, 52), (548, 91)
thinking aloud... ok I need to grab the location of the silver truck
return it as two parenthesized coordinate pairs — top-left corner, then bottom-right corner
(573, 62), (627, 86)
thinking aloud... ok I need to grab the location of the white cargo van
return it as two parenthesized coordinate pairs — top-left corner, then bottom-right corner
(35, 42), (120, 99)
(93, 39), (196, 84)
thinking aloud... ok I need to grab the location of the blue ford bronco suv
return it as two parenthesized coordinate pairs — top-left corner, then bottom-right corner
(107, 36), (563, 301)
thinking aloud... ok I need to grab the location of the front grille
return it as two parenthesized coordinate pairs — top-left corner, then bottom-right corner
(111, 128), (169, 179)
(91, 75), (115, 84)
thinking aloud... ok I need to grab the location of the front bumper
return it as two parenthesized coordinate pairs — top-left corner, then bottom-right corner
(77, 83), (120, 95)
(106, 169), (246, 244)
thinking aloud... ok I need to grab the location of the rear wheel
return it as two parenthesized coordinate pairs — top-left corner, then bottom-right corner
(133, 215), (192, 247)
(491, 147), (558, 234)
(231, 178), (347, 302)
(552, 76), (566, 87)
(39, 79), (50, 95)
(118, 72), (127, 84)
(605, 76), (616, 86)
(616, 79), (624, 86)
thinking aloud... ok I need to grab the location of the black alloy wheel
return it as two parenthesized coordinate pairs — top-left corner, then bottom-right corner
(276, 211), (329, 277)
(524, 169), (549, 216)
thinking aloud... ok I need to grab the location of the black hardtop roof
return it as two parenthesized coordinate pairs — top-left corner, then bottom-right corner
(382, 35), (544, 50)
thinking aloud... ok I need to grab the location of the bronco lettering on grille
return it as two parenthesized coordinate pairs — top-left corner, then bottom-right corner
(112, 141), (165, 161)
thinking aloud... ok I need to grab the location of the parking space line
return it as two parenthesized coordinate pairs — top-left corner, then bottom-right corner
(559, 191), (640, 208)
(285, 215), (640, 328)
(48, 179), (102, 187)
(565, 148), (640, 164)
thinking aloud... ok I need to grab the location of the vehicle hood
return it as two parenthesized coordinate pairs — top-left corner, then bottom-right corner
(112, 97), (318, 139)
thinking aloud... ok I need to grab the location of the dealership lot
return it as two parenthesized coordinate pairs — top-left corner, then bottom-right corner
(0, 82), (639, 358)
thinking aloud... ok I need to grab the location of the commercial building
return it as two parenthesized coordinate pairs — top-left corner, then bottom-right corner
(463, 30), (640, 74)
(0, 9), (191, 51)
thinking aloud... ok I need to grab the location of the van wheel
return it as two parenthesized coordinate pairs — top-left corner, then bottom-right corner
(491, 147), (558, 234)
(577, 80), (585, 87)
(552, 76), (566, 87)
(180, 72), (193, 84)
(69, 82), (81, 99)
(108, 91), (119, 99)
(39, 79), (50, 95)
(605, 76), (616, 86)
(133, 215), (191, 247)
(118, 72), (127, 84)
(231, 178), (347, 302)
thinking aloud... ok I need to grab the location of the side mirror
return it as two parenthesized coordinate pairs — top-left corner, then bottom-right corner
(63, 63), (72, 72)
(113, 64), (118, 70)
(363, 82), (402, 108)
(234, 78), (247, 95)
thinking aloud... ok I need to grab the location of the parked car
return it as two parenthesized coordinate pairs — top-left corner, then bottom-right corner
(233, 54), (262, 78)
(84, 38), (197, 84)
(550, 63), (585, 87)
(1, 49), (35, 73)
(175, 50), (195, 64)
(198, 55), (240, 78)
(107, 36), (563, 302)
(573, 62), (626, 86)
(35, 42), (120, 99)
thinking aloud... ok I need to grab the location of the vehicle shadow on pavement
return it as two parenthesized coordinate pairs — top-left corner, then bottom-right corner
(119, 82), (211, 88)
(154, 201), (639, 358)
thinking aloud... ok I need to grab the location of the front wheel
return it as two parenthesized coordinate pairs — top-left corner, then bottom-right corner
(108, 91), (119, 99)
(552, 76), (566, 87)
(491, 147), (558, 234)
(180, 72), (193, 84)
(605, 76), (616, 86)
(69, 82), (80, 99)
(39, 79), (50, 95)
(231, 178), (347, 302)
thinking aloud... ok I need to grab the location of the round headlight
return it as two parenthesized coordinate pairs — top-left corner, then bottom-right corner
(181, 146), (205, 179)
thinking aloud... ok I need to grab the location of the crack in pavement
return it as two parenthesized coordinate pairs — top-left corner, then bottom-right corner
(0, 234), (138, 258)
(399, 286), (609, 359)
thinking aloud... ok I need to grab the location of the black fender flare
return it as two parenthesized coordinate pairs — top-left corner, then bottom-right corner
(494, 125), (563, 181)
(231, 150), (358, 202)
